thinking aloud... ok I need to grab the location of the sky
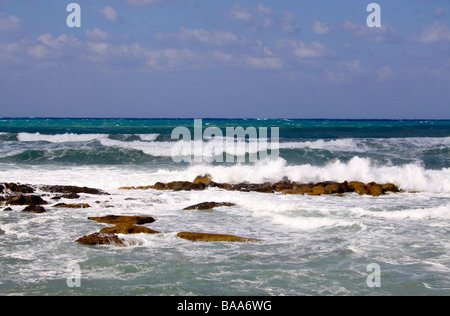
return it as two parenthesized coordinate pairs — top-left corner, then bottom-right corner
(0, 0), (449, 119)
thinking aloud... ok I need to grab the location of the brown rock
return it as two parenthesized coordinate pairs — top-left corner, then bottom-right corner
(165, 181), (205, 191)
(54, 203), (90, 209)
(308, 186), (333, 196)
(193, 175), (212, 186)
(76, 233), (127, 246)
(88, 215), (156, 225)
(348, 182), (370, 195)
(6, 195), (48, 206)
(99, 224), (160, 235)
(183, 202), (236, 210)
(367, 182), (383, 197)
(150, 182), (166, 190)
(273, 181), (294, 192)
(23, 205), (46, 213)
(177, 232), (259, 242)
(3, 207), (12, 212)
(40, 185), (108, 195)
(2, 183), (35, 194)
(381, 183), (400, 193)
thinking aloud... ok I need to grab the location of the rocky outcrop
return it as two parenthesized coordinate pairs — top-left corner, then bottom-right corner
(183, 202), (236, 210)
(75, 215), (160, 246)
(177, 232), (259, 242)
(1, 183), (35, 194)
(124, 176), (401, 197)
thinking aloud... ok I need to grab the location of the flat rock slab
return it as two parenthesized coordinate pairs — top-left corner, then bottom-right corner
(40, 185), (109, 195)
(54, 203), (90, 209)
(88, 215), (156, 225)
(76, 233), (127, 246)
(99, 224), (160, 235)
(183, 202), (236, 210)
(177, 232), (259, 242)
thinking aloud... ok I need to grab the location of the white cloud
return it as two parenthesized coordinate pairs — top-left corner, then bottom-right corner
(98, 6), (119, 22)
(85, 28), (109, 41)
(244, 56), (283, 70)
(342, 20), (401, 43)
(229, 3), (299, 34)
(414, 22), (450, 43)
(124, 0), (162, 7)
(377, 66), (394, 80)
(0, 11), (22, 32)
(312, 19), (330, 35)
(178, 27), (239, 46)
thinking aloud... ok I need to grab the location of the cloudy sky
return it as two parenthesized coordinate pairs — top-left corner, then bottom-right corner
(0, 0), (449, 118)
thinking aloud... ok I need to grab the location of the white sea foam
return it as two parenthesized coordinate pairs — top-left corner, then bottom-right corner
(138, 134), (160, 141)
(18, 133), (107, 143)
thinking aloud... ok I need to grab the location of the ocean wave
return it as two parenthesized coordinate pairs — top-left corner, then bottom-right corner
(16, 132), (160, 143)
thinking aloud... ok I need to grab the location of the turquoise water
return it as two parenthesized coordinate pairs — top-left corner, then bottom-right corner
(0, 118), (449, 295)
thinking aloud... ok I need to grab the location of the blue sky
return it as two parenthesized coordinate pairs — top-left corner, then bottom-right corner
(0, 0), (449, 118)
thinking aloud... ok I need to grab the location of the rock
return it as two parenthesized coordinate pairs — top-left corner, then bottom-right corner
(23, 205), (46, 214)
(3, 207), (12, 212)
(76, 233), (127, 246)
(193, 175), (212, 186)
(367, 182), (383, 197)
(348, 182), (370, 195)
(40, 185), (108, 195)
(165, 181), (205, 191)
(61, 193), (80, 199)
(307, 186), (333, 196)
(177, 232), (259, 242)
(273, 180), (294, 192)
(54, 203), (90, 209)
(282, 185), (313, 195)
(183, 202), (236, 210)
(2, 183), (35, 194)
(5, 195), (48, 206)
(87, 215), (156, 225)
(0, 184), (4, 193)
(150, 182), (166, 190)
(99, 224), (160, 235)
(381, 183), (400, 193)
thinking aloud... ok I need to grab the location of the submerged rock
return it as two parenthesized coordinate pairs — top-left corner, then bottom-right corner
(177, 232), (259, 242)
(183, 202), (236, 210)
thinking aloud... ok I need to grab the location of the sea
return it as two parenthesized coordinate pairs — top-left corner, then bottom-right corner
(0, 118), (449, 296)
